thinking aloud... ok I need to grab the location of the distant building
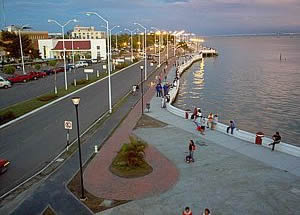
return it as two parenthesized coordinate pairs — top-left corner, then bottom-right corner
(48, 32), (63, 39)
(71, 26), (106, 39)
(4, 25), (48, 49)
(38, 39), (107, 61)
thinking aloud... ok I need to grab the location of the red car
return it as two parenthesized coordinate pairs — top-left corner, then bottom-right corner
(53, 67), (64, 74)
(29, 71), (47, 79)
(7, 73), (35, 83)
(0, 159), (10, 174)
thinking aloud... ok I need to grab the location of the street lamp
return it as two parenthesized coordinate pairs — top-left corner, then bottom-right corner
(48, 18), (78, 91)
(151, 27), (161, 66)
(18, 24), (30, 75)
(164, 31), (169, 60)
(115, 30), (122, 50)
(134, 22), (147, 81)
(86, 11), (112, 114)
(140, 65), (144, 115)
(124, 28), (134, 62)
(71, 97), (86, 201)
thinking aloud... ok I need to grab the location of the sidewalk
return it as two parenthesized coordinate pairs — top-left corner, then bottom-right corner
(96, 57), (300, 215)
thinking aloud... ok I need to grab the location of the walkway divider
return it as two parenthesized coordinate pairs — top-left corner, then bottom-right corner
(166, 53), (300, 158)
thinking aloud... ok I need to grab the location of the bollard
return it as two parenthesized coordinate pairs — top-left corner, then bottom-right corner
(74, 79), (77, 87)
(94, 145), (98, 153)
(86, 74), (89, 81)
(97, 70), (99, 77)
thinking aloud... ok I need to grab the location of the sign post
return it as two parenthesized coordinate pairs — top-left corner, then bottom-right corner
(84, 69), (93, 81)
(64, 120), (73, 150)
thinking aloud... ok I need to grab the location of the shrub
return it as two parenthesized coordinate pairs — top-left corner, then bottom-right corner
(38, 94), (58, 102)
(0, 111), (16, 125)
(34, 64), (41, 70)
(71, 80), (89, 85)
(3, 65), (15, 74)
(48, 60), (57, 67)
(115, 62), (130, 70)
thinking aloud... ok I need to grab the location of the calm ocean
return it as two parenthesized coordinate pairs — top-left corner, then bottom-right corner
(174, 35), (300, 146)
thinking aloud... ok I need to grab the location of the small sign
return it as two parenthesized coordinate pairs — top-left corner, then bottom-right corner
(84, 69), (94, 73)
(64, 121), (73, 130)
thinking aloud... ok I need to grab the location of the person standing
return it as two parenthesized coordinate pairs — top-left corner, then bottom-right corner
(188, 140), (196, 162)
(212, 114), (218, 130)
(158, 83), (163, 97)
(269, 131), (281, 151)
(226, 120), (236, 135)
(156, 83), (160, 97)
(203, 208), (211, 215)
(207, 113), (213, 129)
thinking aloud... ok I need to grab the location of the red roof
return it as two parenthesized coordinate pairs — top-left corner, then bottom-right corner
(52, 41), (91, 50)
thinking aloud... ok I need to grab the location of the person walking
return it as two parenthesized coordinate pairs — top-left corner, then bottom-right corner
(188, 140), (196, 162)
(182, 207), (192, 215)
(158, 83), (163, 97)
(227, 120), (236, 135)
(269, 131), (281, 151)
(156, 83), (160, 97)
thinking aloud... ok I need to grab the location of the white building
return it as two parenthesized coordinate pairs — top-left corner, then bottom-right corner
(72, 26), (106, 39)
(38, 39), (106, 60)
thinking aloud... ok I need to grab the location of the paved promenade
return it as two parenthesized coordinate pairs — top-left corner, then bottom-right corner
(97, 57), (300, 214)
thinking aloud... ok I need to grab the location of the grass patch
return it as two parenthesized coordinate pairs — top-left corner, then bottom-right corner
(0, 60), (139, 126)
(110, 136), (153, 178)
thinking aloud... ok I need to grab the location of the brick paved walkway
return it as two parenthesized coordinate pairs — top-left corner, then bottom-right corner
(84, 58), (180, 200)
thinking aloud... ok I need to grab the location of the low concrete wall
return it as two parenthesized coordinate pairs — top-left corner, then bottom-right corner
(166, 53), (300, 158)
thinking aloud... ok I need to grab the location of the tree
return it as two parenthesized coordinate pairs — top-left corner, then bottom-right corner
(0, 31), (35, 59)
(48, 60), (57, 67)
(3, 65), (16, 74)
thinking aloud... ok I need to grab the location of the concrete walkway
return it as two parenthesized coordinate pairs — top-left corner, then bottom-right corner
(97, 58), (300, 214)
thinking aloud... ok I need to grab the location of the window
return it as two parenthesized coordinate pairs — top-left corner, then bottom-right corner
(97, 46), (100, 50)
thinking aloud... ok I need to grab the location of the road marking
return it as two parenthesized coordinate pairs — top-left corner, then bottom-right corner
(0, 60), (142, 130)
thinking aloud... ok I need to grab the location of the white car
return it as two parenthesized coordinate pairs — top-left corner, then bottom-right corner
(75, 61), (88, 68)
(0, 76), (12, 89)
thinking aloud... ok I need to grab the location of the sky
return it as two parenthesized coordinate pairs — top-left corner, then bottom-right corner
(1, 0), (300, 35)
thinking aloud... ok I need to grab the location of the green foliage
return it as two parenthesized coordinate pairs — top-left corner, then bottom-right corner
(72, 80), (89, 85)
(0, 31), (33, 58)
(113, 136), (147, 168)
(3, 65), (16, 74)
(37, 94), (58, 102)
(34, 64), (41, 70)
(48, 60), (57, 67)
(115, 62), (130, 70)
(74, 54), (80, 61)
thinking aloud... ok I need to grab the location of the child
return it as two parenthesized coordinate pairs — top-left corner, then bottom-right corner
(183, 207), (192, 215)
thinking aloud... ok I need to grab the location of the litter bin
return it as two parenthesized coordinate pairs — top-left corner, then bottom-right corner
(255, 132), (264, 145)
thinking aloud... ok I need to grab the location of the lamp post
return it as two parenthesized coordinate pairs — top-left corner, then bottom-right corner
(134, 22), (147, 81)
(71, 97), (86, 201)
(109, 25), (120, 64)
(124, 28), (134, 62)
(164, 31), (169, 60)
(151, 27), (161, 66)
(18, 24), (30, 75)
(115, 30), (122, 50)
(140, 66), (144, 115)
(86, 12), (112, 113)
(173, 32), (176, 57)
(48, 19), (78, 91)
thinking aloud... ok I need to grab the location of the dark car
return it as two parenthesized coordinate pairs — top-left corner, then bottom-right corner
(42, 69), (54, 75)
(0, 159), (10, 174)
(53, 67), (64, 73)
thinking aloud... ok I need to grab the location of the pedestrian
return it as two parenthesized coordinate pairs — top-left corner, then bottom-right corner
(192, 107), (198, 121)
(207, 113), (213, 129)
(212, 114), (218, 130)
(226, 120), (236, 135)
(200, 116), (206, 135)
(163, 84), (168, 96)
(156, 83), (160, 97)
(203, 208), (211, 215)
(269, 131), (281, 151)
(158, 84), (163, 97)
(182, 207), (192, 215)
(188, 140), (196, 162)
(132, 85), (137, 95)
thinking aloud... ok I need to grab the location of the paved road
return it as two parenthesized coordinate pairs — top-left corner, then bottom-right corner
(0, 63), (105, 109)
(0, 60), (158, 196)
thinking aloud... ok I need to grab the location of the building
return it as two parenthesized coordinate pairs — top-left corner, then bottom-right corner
(38, 39), (106, 61)
(4, 25), (48, 49)
(72, 26), (106, 39)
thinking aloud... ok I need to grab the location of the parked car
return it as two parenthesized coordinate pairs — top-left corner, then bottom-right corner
(75, 61), (88, 68)
(0, 76), (12, 89)
(84, 60), (93, 66)
(29, 71), (47, 79)
(66, 64), (75, 70)
(7, 73), (35, 83)
(42, 69), (54, 75)
(0, 159), (10, 174)
(53, 67), (64, 73)
(91, 59), (98, 64)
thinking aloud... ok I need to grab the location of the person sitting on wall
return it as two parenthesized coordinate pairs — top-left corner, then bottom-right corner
(226, 120), (236, 135)
(269, 131), (281, 151)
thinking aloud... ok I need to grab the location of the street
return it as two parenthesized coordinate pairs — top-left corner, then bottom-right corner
(0, 60), (157, 196)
